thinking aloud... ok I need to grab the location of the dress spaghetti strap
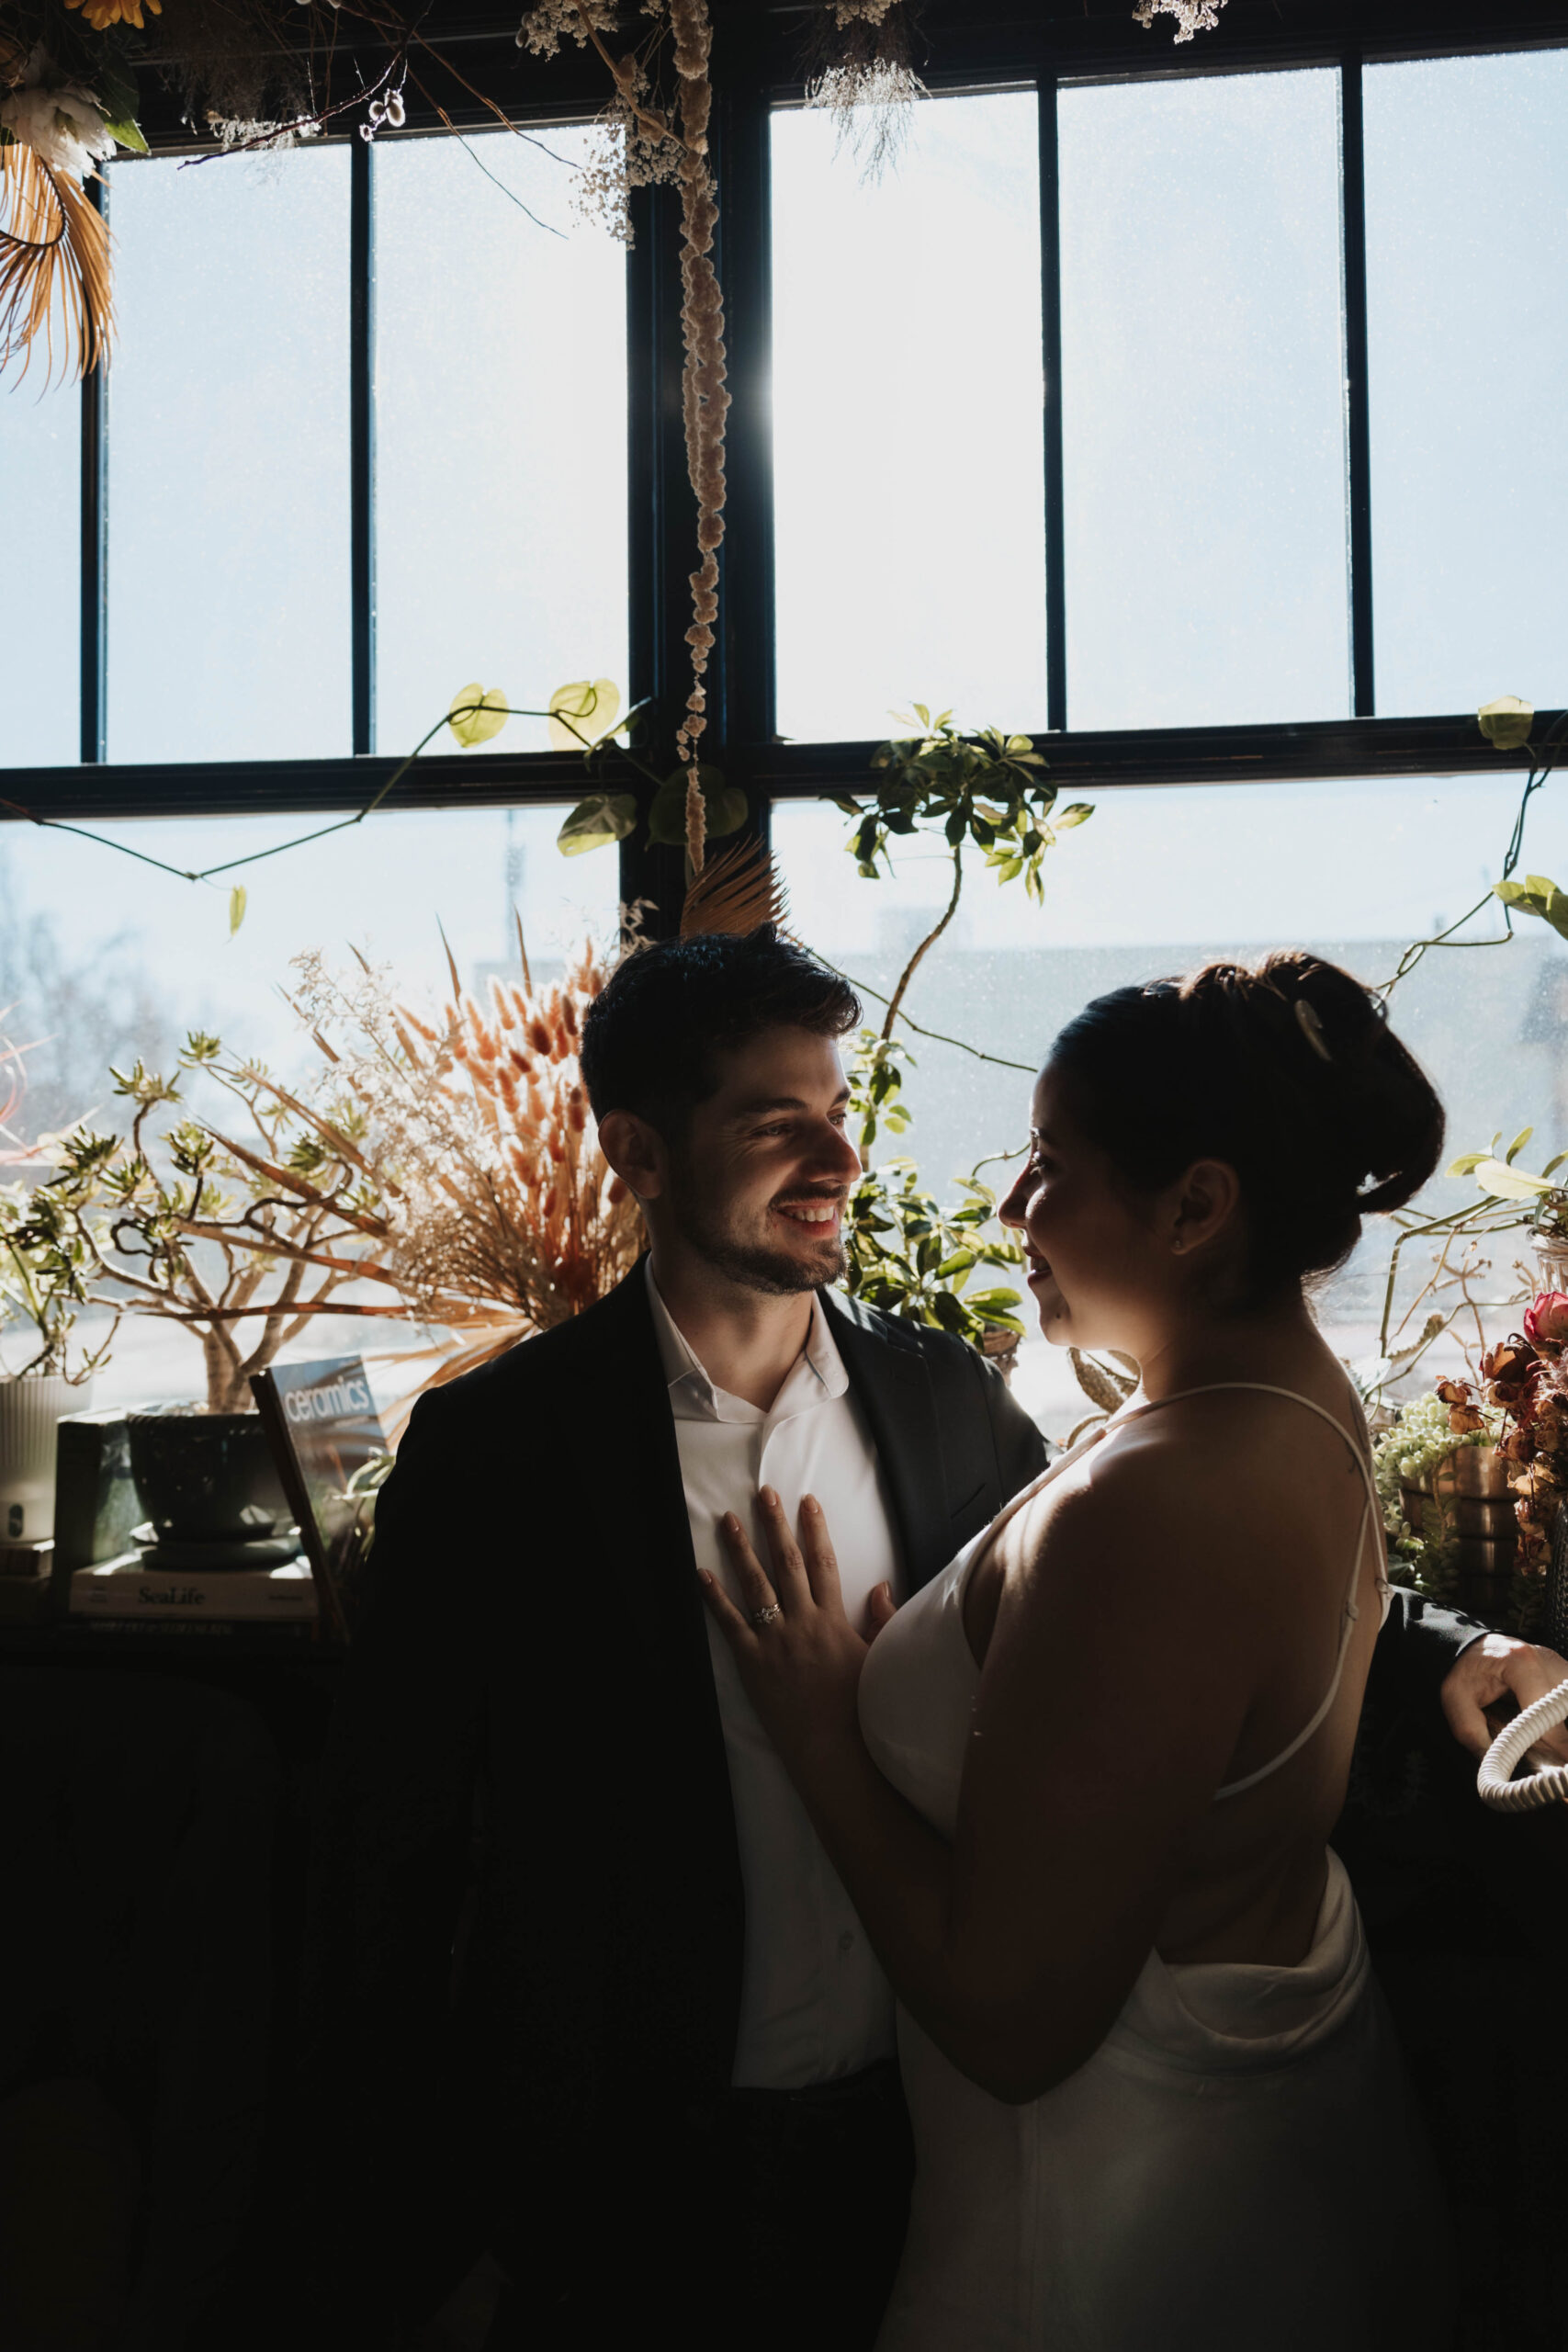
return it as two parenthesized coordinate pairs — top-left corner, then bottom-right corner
(1109, 1382), (1387, 1802)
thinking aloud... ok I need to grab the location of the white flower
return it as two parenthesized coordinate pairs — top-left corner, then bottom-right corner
(0, 84), (118, 179)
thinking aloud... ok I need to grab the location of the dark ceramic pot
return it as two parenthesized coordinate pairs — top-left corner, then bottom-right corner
(127, 1407), (290, 1544)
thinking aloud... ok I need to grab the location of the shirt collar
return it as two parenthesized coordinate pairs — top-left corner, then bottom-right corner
(644, 1258), (850, 1423)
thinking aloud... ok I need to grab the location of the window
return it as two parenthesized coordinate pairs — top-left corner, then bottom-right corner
(1364, 48), (1568, 717)
(0, 386), (78, 768)
(771, 91), (1048, 742)
(106, 146), (353, 763)
(775, 771), (1568, 1439)
(1058, 68), (1348, 729)
(0, 800), (621, 1407)
(373, 125), (628, 757)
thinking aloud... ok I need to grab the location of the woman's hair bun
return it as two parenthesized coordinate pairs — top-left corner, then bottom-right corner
(1049, 949), (1445, 1297)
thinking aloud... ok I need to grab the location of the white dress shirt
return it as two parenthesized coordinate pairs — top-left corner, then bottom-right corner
(646, 1261), (906, 2089)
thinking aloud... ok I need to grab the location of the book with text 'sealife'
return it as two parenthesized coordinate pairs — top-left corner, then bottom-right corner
(69, 1555), (318, 1620)
(251, 1356), (389, 1645)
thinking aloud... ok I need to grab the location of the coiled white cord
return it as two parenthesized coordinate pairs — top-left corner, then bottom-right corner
(1476, 1677), (1568, 1813)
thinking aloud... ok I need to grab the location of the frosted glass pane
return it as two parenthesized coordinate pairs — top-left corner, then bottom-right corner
(106, 147), (352, 763)
(1059, 70), (1348, 729)
(772, 94), (1047, 742)
(1365, 51), (1568, 717)
(776, 775), (1568, 1438)
(0, 802), (621, 1406)
(374, 129), (627, 757)
(0, 379), (79, 767)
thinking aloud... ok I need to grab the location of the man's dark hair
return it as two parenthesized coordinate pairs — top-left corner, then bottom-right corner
(581, 931), (861, 1136)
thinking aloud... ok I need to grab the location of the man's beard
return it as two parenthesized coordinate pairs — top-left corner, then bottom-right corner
(671, 1179), (847, 1295)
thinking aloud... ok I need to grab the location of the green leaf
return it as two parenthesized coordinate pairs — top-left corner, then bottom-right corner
(447, 683), (508, 749)
(228, 886), (247, 938)
(103, 117), (150, 155)
(547, 678), (621, 751)
(1505, 1126), (1534, 1165)
(1477, 695), (1534, 750)
(647, 767), (748, 847)
(557, 792), (637, 856)
(1055, 802), (1094, 829)
(1446, 1152), (1488, 1176)
(1472, 1157), (1556, 1199)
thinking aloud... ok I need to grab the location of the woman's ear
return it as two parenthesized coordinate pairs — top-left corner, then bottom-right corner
(597, 1109), (665, 1203)
(1168, 1159), (1242, 1258)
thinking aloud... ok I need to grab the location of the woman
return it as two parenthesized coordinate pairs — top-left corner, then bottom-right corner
(700, 952), (1453, 2351)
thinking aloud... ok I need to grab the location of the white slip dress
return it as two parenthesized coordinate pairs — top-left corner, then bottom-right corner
(857, 1384), (1453, 2352)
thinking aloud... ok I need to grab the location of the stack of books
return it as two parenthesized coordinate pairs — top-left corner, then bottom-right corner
(52, 1358), (388, 1647)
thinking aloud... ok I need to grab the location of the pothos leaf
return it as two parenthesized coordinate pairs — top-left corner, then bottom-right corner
(547, 678), (622, 752)
(556, 792), (637, 857)
(448, 684), (508, 750)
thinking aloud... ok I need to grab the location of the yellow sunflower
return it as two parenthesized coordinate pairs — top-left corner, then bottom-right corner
(65, 0), (163, 31)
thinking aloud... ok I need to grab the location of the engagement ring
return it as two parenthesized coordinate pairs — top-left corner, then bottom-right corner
(748, 1603), (783, 1628)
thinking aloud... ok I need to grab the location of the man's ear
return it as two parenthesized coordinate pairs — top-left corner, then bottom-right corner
(597, 1108), (666, 1203)
(1168, 1158), (1242, 1258)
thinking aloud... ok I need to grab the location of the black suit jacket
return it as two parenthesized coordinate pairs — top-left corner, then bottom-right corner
(299, 1264), (1485, 2335)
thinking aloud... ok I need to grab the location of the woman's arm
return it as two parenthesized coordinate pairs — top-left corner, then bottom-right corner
(705, 1459), (1258, 2102)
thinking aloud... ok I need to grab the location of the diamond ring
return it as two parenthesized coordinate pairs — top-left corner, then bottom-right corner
(748, 1602), (783, 1629)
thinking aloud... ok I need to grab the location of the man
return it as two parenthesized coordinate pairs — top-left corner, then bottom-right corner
(301, 928), (1567, 2352)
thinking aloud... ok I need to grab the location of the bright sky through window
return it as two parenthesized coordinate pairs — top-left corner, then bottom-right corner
(771, 93), (1048, 744)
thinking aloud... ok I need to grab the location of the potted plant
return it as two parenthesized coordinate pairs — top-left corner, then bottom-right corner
(0, 1027), (109, 1544)
(0, 1176), (108, 1543)
(1372, 1384), (1511, 1611)
(11, 1035), (392, 1546)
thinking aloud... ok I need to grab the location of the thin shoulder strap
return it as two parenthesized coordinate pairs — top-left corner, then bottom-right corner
(1114, 1382), (1383, 1802)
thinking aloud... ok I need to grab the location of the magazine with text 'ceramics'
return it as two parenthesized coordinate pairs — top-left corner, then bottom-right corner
(251, 1357), (389, 1645)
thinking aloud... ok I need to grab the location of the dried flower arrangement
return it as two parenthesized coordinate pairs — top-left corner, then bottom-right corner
(271, 935), (645, 1396)
(1479, 1297), (1568, 1587)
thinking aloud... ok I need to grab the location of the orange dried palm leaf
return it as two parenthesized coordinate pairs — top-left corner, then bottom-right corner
(0, 145), (111, 385)
(680, 836), (788, 938)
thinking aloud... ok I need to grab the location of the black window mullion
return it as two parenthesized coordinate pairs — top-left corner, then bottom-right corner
(1339, 47), (1376, 718)
(351, 133), (377, 757)
(713, 11), (774, 797)
(621, 181), (695, 936)
(1038, 77), (1066, 735)
(80, 172), (108, 765)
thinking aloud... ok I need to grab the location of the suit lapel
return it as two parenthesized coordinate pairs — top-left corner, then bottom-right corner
(821, 1290), (953, 1591)
(567, 1267), (742, 1899)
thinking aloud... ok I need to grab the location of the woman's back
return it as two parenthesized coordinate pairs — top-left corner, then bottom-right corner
(963, 1343), (1387, 1970)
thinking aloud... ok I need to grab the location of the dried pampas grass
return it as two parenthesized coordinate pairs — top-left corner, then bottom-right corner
(280, 938), (644, 1409)
(0, 142), (111, 383)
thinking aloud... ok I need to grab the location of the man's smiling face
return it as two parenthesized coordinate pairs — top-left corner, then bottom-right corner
(667, 1024), (863, 1295)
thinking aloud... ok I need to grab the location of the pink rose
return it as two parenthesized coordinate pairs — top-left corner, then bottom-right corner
(1523, 1293), (1568, 1350)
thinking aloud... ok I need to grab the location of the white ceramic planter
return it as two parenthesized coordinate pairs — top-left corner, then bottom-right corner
(0, 1374), (88, 1543)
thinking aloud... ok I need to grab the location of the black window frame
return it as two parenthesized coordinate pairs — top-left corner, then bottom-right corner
(6, 0), (1567, 943)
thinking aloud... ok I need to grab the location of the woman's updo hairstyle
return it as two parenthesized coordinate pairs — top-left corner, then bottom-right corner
(1047, 951), (1445, 1299)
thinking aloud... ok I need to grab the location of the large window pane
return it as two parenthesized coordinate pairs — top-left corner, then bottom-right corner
(1059, 69), (1348, 730)
(1365, 50), (1568, 717)
(107, 147), (352, 763)
(772, 94), (1047, 742)
(375, 128), (627, 757)
(0, 379), (79, 767)
(0, 803), (619, 1406)
(775, 775), (1568, 1439)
